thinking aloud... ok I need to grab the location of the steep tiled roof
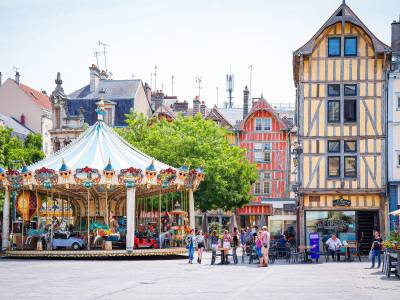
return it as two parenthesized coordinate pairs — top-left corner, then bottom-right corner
(0, 113), (33, 138)
(69, 79), (141, 100)
(293, 2), (391, 56)
(18, 82), (51, 111)
(153, 104), (177, 119)
(238, 99), (288, 131)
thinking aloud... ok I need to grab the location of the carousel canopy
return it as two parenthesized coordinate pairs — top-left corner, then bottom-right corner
(30, 121), (172, 172)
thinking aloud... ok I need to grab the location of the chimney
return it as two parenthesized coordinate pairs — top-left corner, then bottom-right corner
(89, 64), (100, 92)
(152, 90), (164, 111)
(15, 71), (20, 84)
(200, 101), (206, 117)
(392, 16), (400, 60)
(193, 96), (200, 115)
(0, 72), (2, 86)
(243, 86), (249, 119)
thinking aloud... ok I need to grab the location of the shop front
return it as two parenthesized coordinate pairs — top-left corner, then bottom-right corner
(236, 204), (273, 229)
(299, 194), (385, 254)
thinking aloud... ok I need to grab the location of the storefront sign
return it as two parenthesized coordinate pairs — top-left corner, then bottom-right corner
(236, 204), (273, 216)
(333, 196), (351, 207)
(315, 219), (349, 232)
(283, 204), (296, 212)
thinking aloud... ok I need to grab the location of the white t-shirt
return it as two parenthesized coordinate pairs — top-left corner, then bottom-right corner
(326, 238), (342, 251)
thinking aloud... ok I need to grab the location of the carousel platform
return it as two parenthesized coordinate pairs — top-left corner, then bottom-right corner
(2, 247), (187, 259)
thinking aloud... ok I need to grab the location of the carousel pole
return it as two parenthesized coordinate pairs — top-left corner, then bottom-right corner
(126, 187), (136, 252)
(21, 187), (25, 251)
(87, 190), (90, 250)
(67, 195), (70, 227)
(158, 190), (162, 248)
(1, 186), (10, 251)
(105, 188), (109, 226)
(50, 189), (54, 250)
(189, 189), (195, 231)
(35, 188), (39, 228)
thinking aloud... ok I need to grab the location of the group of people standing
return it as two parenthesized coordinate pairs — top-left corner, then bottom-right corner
(185, 225), (271, 267)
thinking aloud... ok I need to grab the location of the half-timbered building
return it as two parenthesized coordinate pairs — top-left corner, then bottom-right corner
(236, 98), (295, 238)
(293, 2), (391, 252)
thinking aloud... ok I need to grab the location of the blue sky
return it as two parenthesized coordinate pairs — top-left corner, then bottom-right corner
(0, 0), (397, 108)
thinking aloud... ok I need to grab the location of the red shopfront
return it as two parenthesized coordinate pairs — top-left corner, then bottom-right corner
(236, 204), (273, 228)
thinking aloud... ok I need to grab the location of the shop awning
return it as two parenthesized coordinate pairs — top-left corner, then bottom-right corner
(236, 204), (273, 216)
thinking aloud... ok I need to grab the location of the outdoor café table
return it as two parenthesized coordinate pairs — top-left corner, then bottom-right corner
(211, 247), (231, 265)
(339, 244), (356, 262)
(298, 245), (314, 262)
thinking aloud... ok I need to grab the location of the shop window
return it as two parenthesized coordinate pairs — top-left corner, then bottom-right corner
(328, 101), (340, 123)
(344, 37), (357, 56)
(344, 84), (357, 96)
(328, 140), (340, 153)
(327, 84), (341, 97)
(328, 37), (341, 57)
(344, 156), (357, 177)
(344, 100), (356, 122)
(328, 156), (340, 177)
(344, 141), (357, 153)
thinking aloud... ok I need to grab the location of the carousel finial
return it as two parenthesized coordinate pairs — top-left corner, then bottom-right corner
(59, 158), (69, 172)
(104, 158), (114, 172)
(146, 159), (156, 172)
(96, 89), (106, 121)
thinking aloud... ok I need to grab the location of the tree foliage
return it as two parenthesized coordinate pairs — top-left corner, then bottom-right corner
(118, 113), (257, 211)
(0, 127), (45, 211)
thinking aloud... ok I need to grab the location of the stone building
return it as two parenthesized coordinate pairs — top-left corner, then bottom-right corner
(49, 65), (152, 152)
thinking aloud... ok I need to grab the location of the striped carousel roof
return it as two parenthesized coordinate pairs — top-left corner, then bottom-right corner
(30, 120), (174, 172)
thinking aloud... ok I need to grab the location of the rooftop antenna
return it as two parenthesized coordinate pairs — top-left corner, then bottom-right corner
(226, 67), (234, 108)
(216, 87), (219, 108)
(150, 73), (153, 89)
(154, 66), (158, 90)
(94, 50), (101, 66)
(248, 64), (254, 107)
(98, 40), (109, 70)
(171, 75), (175, 96)
(196, 76), (202, 97)
(131, 74), (136, 80)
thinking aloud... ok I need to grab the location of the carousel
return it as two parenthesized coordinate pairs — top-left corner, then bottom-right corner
(0, 101), (204, 258)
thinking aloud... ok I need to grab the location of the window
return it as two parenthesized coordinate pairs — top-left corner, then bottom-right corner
(344, 84), (357, 96)
(263, 181), (271, 194)
(328, 84), (341, 97)
(254, 182), (261, 194)
(398, 154), (400, 166)
(254, 152), (264, 163)
(344, 141), (357, 153)
(254, 143), (262, 151)
(255, 118), (271, 131)
(328, 101), (340, 123)
(398, 97), (400, 109)
(264, 152), (271, 163)
(328, 156), (340, 177)
(344, 100), (356, 122)
(263, 172), (271, 180)
(344, 37), (357, 56)
(328, 141), (340, 153)
(264, 143), (271, 151)
(344, 156), (357, 177)
(328, 37), (341, 57)
(255, 119), (262, 131)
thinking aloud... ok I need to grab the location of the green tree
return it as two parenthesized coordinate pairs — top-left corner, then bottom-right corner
(119, 113), (257, 211)
(0, 126), (45, 211)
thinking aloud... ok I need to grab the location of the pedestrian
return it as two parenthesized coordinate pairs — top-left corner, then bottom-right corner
(255, 231), (263, 266)
(185, 229), (195, 264)
(222, 230), (232, 264)
(260, 226), (270, 267)
(196, 230), (205, 264)
(370, 231), (382, 268)
(240, 228), (245, 246)
(232, 227), (239, 264)
(325, 234), (342, 261)
(357, 231), (364, 257)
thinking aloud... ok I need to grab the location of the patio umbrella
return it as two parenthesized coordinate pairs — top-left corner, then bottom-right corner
(202, 212), (208, 233)
(230, 212), (238, 232)
(389, 209), (400, 216)
(258, 214), (266, 227)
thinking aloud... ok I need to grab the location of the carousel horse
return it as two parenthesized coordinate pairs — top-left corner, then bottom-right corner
(90, 222), (120, 245)
(53, 218), (71, 238)
(26, 220), (47, 244)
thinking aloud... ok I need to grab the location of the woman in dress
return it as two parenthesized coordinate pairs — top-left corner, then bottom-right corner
(222, 230), (232, 264)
